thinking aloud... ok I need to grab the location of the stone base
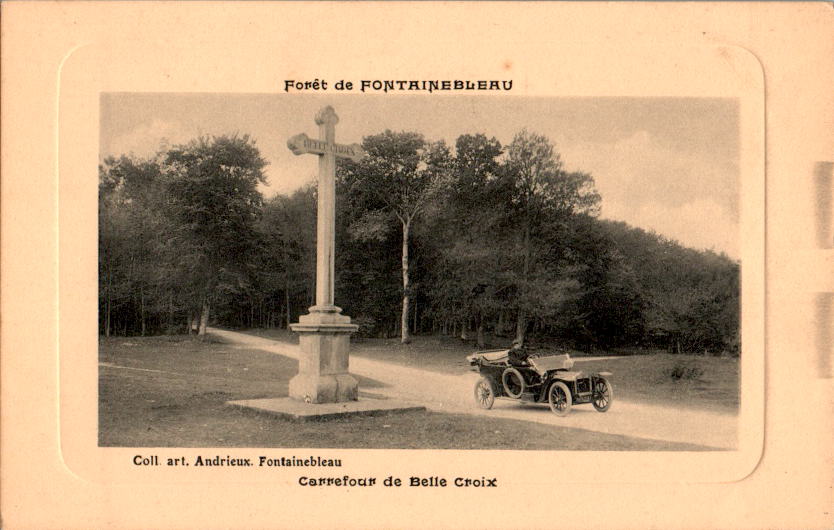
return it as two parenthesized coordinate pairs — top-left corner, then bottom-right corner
(226, 397), (426, 422)
(293, 305), (358, 330)
(288, 306), (359, 404)
(288, 372), (358, 404)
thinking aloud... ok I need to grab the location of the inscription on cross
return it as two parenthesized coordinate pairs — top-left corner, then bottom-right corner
(285, 106), (365, 404)
(287, 133), (365, 162)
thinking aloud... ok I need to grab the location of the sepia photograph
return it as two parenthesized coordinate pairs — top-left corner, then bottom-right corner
(99, 94), (741, 451)
(3, 2), (832, 529)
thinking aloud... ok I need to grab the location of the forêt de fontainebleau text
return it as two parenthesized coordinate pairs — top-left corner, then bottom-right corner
(284, 79), (513, 93)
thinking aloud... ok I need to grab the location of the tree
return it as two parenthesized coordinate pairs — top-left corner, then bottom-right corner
(98, 125), (739, 354)
(338, 131), (451, 343)
(335, 194), (401, 338)
(435, 133), (505, 347)
(99, 155), (170, 336)
(598, 219), (740, 354)
(499, 130), (601, 346)
(259, 186), (317, 329)
(563, 215), (645, 348)
(161, 135), (267, 336)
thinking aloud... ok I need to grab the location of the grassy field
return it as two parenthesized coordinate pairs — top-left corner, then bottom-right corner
(99, 335), (724, 450)
(245, 329), (740, 413)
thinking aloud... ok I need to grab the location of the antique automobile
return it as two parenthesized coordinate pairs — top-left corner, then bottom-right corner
(466, 349), (613, 416)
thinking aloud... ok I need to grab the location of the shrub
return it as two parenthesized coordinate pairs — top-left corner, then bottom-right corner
(352, 315), (377, 340)
(667, 361), (704, 381)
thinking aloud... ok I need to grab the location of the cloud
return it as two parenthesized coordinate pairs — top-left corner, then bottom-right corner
(563, 130), (737, 217)
(558, 130), (739, 258)
(105, 119), (191, 159)
(103, 116), (315, 196)
(603, 197), (739, 259)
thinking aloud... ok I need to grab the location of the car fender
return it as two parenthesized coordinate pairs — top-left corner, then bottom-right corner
(538, 373), (581, 401)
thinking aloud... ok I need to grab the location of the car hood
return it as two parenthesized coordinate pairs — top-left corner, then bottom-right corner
(528, 354), (574, 374)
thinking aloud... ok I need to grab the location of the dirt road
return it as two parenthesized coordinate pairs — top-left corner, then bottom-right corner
(209, 328), (737, 450)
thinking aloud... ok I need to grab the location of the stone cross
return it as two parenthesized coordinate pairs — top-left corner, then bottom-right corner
(287, 107), (365, 309)
(286, 106), (366, 403)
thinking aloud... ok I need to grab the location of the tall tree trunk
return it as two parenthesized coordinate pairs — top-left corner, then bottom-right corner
(285, 287), (291, 329)
(167, 292), (174, 333)
(515, 311), (526, 345)
(128, 253), (136, 336)
(515, 213), (532, 346)
(198, 300), (209, 337)
(400, 218), (411, 344)
(140, 284), (146, 336)
(105, 266), (112, 338)
(412, 300), (418, 334)
(476, 314), (486, 348)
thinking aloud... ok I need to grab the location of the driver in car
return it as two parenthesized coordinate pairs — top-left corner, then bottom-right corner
(508, 339), (530, 366)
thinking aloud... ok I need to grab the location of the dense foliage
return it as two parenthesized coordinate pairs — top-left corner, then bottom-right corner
(99, 130), (739, 354)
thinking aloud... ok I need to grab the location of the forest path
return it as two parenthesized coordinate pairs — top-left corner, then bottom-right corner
(209, 328), (737, 450)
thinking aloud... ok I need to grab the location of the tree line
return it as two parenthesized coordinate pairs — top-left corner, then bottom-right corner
(99, 130), (739, 354)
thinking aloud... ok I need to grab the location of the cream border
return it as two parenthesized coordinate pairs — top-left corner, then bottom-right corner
(3, 3), (832, 529)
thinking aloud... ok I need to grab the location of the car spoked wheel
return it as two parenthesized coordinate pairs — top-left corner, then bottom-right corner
(592, 377), (613, 412)
(501, 367), (526, 399)
(547, 381), (572, 416)
(474, 377), (496, 410)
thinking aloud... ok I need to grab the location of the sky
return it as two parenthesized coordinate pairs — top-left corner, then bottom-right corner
(101, 93), (739, 258)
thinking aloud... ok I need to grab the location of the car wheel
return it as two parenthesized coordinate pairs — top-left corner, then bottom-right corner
(548, 381), (572, 416)
(474, 377), (496, 410)
(501, 367), (526, 399)
(592, 376), (613, 412)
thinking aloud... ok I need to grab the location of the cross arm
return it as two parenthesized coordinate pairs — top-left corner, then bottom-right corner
(287, 133), (366, 163)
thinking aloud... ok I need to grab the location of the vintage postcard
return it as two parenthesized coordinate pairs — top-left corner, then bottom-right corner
(2, 2), (832, 529)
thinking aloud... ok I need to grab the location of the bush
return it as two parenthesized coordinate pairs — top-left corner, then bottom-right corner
(667, 361), (704, 381)
(352, 315), (377, 340)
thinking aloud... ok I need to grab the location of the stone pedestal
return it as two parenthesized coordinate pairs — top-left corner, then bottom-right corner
(289, 306), (358, 403)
